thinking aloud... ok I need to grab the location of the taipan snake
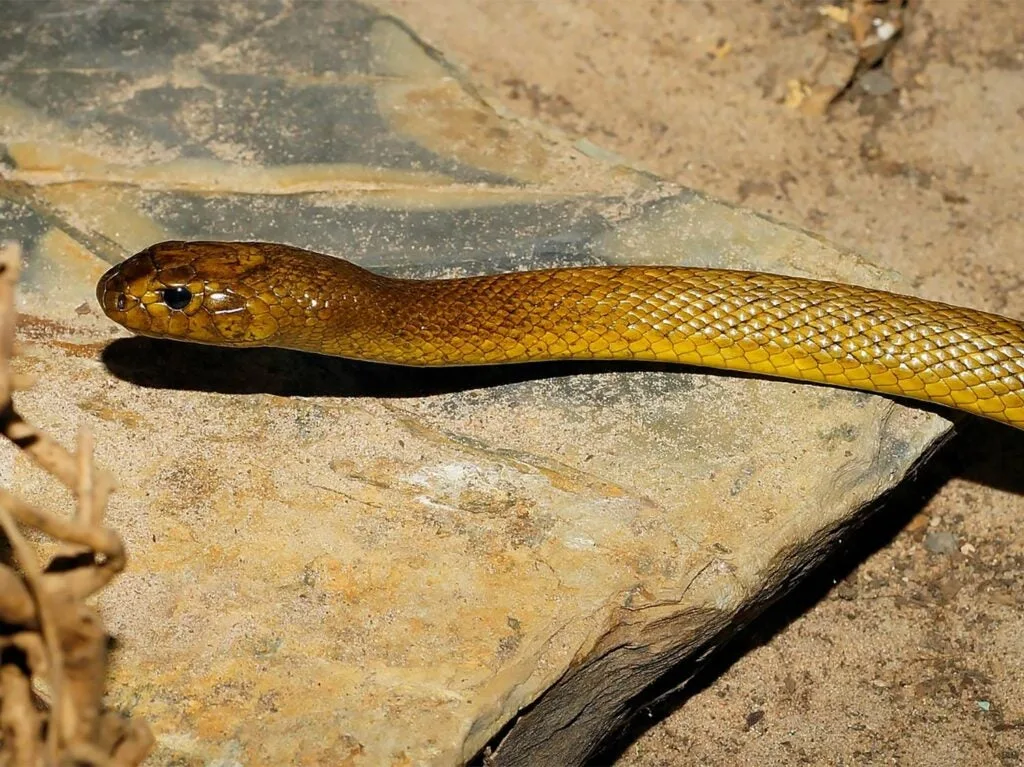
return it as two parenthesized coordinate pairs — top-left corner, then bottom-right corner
(96, 240), (1024, 429)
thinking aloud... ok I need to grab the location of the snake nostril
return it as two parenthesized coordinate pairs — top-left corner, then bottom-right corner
(115, 294), (127, 312)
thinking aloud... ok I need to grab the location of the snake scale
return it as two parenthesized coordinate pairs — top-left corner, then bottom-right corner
(97, 240), (1024, 429)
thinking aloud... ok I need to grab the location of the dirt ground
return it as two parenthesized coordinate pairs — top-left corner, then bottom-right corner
(381, 1), (1024, 764)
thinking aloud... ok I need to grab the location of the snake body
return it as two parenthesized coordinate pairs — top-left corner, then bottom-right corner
(97, 241), (1024, 429)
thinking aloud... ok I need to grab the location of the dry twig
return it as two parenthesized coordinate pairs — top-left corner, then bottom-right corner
(0, 240), (152, 766)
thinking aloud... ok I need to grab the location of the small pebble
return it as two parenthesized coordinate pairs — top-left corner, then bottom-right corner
(923, 530), (958, 555)
(859, 69), (896, 96)
(745, 710), (765, 730)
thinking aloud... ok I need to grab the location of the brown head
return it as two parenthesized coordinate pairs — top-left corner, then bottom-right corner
(96, 241), (288, 346)
(96, 240), (389, 351)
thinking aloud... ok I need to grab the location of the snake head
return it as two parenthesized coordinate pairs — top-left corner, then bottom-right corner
(96, 241), (282, 346)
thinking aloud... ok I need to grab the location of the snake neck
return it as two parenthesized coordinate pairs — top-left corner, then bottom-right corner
(303, 267), (688, 366)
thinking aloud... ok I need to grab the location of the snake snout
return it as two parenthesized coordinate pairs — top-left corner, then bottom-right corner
(96, 262), (153, 336)
(96, 267), (130, 315)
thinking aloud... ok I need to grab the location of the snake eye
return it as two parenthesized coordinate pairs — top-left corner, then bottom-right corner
(161, 286), (193, 310)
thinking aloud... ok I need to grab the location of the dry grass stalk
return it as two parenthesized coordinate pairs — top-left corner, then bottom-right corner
(0, 240), (153, 766)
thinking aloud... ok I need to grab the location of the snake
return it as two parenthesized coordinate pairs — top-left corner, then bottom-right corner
(96, 240), (1024, 430)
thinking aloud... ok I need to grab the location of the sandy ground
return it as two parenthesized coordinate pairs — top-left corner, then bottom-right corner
(381, 1), (1024, 764)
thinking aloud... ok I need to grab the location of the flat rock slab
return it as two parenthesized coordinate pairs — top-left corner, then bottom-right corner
(0, 2), (951, 764)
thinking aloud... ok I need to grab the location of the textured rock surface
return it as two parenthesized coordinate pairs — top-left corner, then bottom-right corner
(1, 2), (953, 764)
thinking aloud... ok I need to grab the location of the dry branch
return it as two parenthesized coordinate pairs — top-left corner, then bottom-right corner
(0, 240), (152, 766)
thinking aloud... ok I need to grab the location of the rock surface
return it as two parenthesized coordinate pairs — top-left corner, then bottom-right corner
(1, 2), (952, 764)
